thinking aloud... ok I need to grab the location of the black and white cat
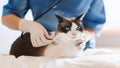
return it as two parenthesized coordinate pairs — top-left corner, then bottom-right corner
(10, 14), (86, 58)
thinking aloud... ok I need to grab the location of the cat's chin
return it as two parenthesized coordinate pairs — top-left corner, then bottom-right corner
(71, 36), (76, 39)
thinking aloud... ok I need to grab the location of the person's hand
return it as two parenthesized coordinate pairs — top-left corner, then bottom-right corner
(19, 19), (55, 47)
(84, 30), (93, 42)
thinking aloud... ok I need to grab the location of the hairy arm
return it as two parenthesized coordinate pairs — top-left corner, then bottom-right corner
(1, 14), (21, 30)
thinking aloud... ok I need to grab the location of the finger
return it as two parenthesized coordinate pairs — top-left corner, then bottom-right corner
(31, 34), (43, 47)
(37, 37), (48, 46)
(41, 38), (52, 46)
(40, 34), (49, 44)
(30, 34), (36, 47)
(31, 34), (38, 47)
(34, 34), (47, 47)
(36, 37), (44, 47)
(49, 32), (55, 38)
(31, 39), (39, 47)
(40, 34), (52, 45)
(43, 30), (54, 39)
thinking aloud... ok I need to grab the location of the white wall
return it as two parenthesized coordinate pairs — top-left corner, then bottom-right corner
(103, 0), (120, 30)
(0, 0), (120, 54)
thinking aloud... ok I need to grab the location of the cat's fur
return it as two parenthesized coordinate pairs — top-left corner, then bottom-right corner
(10, 14), (85, 58)
(44, 33), (81, 58)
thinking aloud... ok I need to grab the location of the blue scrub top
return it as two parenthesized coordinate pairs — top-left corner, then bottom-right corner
(2, 0), (106, 49)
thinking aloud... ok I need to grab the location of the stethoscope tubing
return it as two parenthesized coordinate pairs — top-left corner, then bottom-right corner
(20, 0), (62, 41)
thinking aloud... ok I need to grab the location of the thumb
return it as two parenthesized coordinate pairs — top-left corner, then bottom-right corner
(49, 32), (56, 38)
(43, 28), (55, 39)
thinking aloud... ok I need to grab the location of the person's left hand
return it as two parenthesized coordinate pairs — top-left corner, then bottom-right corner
(19, 19), (55, 47)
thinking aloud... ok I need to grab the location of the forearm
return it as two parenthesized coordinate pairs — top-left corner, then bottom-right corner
(85, 28), (95, 37)
(84, 28), (95, 42)
(1, 14), (21, 30)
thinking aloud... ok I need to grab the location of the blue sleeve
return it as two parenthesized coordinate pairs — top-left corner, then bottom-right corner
(2, 0), (29, 18)
(83, 0), (106, 36)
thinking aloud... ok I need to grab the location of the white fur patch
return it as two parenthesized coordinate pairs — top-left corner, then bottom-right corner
(44, 33), (80, 58)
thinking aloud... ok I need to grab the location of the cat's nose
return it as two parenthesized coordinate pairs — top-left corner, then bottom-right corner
(72, 32), (77, 36)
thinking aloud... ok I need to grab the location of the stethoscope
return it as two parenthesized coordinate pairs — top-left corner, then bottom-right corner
(20, 0), (62, 40)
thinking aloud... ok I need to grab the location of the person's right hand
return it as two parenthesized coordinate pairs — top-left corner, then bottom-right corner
(19, 19), (55, 47)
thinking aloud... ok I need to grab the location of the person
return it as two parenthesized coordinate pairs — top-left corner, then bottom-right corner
(1, 0), (106, 50)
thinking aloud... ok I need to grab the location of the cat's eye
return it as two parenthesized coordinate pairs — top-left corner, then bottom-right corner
(76, 26), (81, 30)
(65, 27), (70, 31)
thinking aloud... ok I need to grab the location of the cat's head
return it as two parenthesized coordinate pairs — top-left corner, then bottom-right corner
(55, 14), (85, 39)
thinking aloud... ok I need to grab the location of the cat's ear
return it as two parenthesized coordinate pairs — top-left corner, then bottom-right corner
(55, 14), (64, 23)
(75, 13), (84, 20)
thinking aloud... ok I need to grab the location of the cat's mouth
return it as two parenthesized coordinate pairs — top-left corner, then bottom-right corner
(71, 37), (75, 39)
(70, 36), (77, 39)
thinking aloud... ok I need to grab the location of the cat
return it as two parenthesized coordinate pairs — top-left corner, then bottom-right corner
(9, 14), (85, 58)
